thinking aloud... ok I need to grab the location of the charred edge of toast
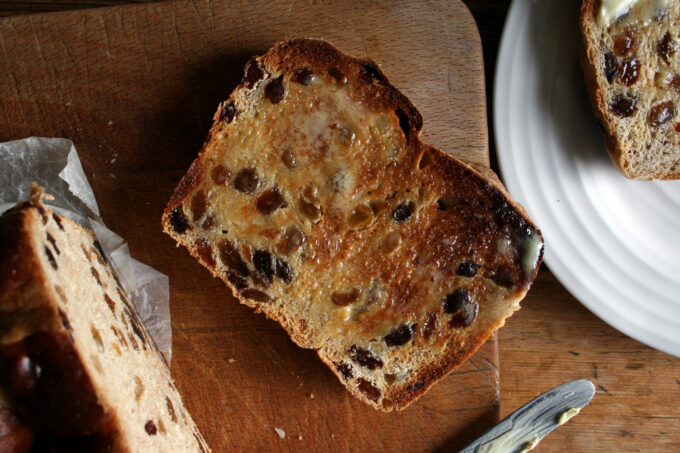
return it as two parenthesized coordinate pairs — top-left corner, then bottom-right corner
(319, 326), (502, 411)
(260, 38), (424, 136)
(388, 157), (543, 410)
(162, 38), (544, 410)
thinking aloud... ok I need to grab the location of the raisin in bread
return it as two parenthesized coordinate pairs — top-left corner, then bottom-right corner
(580, 0), (680, 179)
(0, 189), (210, 452)
(162, 39), (543, 411)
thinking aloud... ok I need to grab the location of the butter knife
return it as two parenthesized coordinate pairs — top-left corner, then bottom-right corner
(459, 379), (595, 453)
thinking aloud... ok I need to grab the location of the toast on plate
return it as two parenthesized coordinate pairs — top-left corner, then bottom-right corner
(580, 0), (680, 179)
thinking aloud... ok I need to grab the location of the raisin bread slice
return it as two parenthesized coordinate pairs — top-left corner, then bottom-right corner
(580, 0), (680, 179)
(162, 39), (543, 411)
(0, 190), (210, 452)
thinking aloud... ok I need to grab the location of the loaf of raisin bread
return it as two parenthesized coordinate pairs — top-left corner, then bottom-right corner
(162, 39), (543, 411)
(0, 189), (210, 452)
(580, 0), (680, 179)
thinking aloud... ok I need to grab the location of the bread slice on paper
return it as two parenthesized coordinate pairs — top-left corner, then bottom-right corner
(0, 188), (210, 452)
(163, 39), (543, 411)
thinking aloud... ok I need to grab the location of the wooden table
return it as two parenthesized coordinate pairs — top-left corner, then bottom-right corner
(2, 1), (679, 452)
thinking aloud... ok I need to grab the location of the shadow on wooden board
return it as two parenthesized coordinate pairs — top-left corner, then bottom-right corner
(432, 402), (500, 452)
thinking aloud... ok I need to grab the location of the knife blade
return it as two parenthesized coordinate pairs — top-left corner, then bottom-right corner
(459, 379), (595, 453)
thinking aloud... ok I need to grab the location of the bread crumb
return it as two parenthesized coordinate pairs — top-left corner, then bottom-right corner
(108, 120), (114, 126)
(108, 172), (116, 179)
(274, 427), (285, 439)
(228, 358), (236, 363)
(309, 393), (314, 399)
(298, 435), (303, 440)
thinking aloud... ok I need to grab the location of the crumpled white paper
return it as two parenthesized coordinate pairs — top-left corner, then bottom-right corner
(0, 137), (172, 362)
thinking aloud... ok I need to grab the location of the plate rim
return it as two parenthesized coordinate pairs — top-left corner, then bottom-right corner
(493, 0), (680, 357)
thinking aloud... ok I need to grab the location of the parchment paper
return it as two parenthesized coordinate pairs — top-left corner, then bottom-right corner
(0, 137), (172, 361)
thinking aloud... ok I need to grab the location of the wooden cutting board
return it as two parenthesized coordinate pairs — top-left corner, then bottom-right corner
(0, 0), (500, 450)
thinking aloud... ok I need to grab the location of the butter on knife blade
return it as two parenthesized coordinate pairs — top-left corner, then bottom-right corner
(459, 379), (595, 453)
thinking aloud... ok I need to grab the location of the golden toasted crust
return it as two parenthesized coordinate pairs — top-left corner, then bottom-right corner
(579, 0), (680, 180)
(163, 38), (543, 411)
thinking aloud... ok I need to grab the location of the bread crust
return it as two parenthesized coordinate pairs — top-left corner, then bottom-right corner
(0, 206), (65, 344)
(1, 200), (210, 452)
(0, 204), (114, 444)
(580, 0), (633, 177)
(579, 0), (680, 180)
(163, 38), (543, 411)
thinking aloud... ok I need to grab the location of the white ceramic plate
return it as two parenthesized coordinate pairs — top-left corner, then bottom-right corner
(494, 0), (680, 356)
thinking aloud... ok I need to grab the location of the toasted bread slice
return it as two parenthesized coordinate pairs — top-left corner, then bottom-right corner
(580, 0), (680, 179)
(163, 39), (543, 411)
(0, 191), (209, 452)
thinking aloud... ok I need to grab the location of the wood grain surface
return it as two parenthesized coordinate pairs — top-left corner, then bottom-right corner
(1, 1), (679, 453)
(0, 1), (501, 451)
